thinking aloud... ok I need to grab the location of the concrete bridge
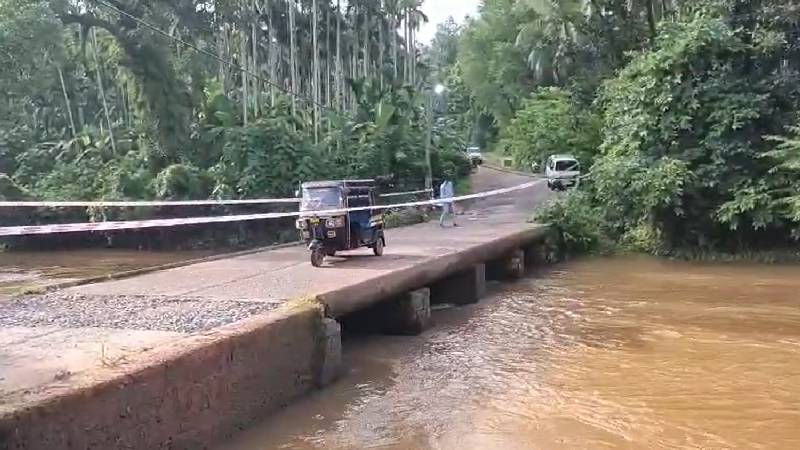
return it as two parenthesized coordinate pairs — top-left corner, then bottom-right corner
(0, 168), (551, 450)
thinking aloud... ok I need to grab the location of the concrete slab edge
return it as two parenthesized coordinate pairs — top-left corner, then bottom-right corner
(319, 225), (549, 317)
(0, 298), (332, 450)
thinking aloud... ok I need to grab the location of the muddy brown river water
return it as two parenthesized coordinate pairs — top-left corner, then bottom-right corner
(217, 256), (800, 450)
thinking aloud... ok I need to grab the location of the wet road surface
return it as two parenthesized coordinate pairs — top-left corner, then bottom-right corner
(217, 256), (800, 450)
(0, 166), (546, 297)
(0, 249), (215, 296)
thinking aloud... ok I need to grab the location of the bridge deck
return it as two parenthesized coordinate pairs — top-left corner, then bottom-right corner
(0, 168), (550, 417)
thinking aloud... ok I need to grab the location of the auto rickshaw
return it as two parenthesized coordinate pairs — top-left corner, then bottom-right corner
(295, 179), (386, 267)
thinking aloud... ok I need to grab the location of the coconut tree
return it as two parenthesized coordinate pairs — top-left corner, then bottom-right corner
(400, 0), (427, 85)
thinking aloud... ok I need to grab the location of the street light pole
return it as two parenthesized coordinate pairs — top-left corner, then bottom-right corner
(424, 93), (434, 194)
(425, 84), (446, 196)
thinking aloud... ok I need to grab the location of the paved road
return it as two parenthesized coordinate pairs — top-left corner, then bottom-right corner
(70, 167), (549, 302)
(0, 167), (551, 408)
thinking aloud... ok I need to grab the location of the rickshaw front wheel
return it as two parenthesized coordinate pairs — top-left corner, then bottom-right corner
(372, 237), (384, 256)
(310, 248), (325, 267)
(326, 248), (336, 257)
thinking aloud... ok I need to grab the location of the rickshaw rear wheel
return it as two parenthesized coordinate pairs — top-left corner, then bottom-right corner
(310, 248), (325, 267)
(372, 236), (384, 256)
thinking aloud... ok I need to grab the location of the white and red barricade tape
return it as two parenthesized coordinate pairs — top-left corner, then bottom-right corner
(0, 182), (540, 237)
(0, 189), (433, 208)
(0, 198), (300, 207)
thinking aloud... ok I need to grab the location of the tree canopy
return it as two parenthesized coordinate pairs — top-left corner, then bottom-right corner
(5, 0), (800, 256)
(455, 0), (800, 255)
(0, 0), (473, 204)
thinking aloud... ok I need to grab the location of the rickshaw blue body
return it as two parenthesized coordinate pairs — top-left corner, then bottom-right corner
(296, 180), (386, 267)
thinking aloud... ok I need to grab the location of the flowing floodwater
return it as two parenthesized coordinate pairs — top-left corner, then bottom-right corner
(219, 256), (800, 450)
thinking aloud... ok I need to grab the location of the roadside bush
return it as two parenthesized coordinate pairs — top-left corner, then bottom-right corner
(500, 87), (600, 170)
(534, 191), (610, 256)
(210, 115), (321, 198)
(0, 173), (30, 200)
(534, 10), (800, 258)
(153, 164), (212, 199)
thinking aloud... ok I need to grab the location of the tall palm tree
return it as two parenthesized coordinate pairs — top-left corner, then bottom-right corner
(90, 29), (116, 154)
(251, 0), (260, 118)
(312, 0), (319, 142)
(288, 0), (298, 114)
(56, 65), (78, 136)
(325, 3), (331, 106)
(401, 0), (427, 85)
(513, 0), (592, 84)
(336, 0), (343, 110)
(385, 0), (401, 79)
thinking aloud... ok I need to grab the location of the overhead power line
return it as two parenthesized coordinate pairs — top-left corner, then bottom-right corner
(94, 0), (330, 111)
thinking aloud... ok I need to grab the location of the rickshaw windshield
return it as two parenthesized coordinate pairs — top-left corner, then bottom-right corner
(301, 187), (343, 211)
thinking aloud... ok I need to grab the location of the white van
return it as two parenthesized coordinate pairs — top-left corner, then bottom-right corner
(545, 155), (581, 191)
(466, 146), (483, 167)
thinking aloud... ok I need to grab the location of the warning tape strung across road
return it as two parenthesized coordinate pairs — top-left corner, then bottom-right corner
(0, 189), (433, 208)
(0, 180), (542, 237)
(0, 198), (301, 208)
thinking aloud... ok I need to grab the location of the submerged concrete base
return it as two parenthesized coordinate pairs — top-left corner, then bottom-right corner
(430, 264), (486, 305)
(317, 318), (342, 386)
(342, 288), (431, 336)
(382, 288), (431, 335)
(488, 249), (526, 280)
(525, 242), (548, 267)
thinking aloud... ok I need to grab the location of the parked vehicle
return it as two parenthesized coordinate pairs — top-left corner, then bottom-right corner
(545, 155), (581, 191)
(466, 146), (483, 168)
(296, 180), (385, 267)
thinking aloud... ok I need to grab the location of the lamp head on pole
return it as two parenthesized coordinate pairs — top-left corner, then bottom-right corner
(434, 83), (446, 95)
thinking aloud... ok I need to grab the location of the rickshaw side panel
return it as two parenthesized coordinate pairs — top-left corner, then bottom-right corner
(297, 179), (387, 263)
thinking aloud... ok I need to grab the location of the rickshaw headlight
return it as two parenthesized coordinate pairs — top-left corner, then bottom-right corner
(325, 217), (345, 228)
(295, 219), (307, 230)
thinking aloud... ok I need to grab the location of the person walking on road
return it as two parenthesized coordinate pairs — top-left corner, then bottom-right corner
(439, 178), (458, 228)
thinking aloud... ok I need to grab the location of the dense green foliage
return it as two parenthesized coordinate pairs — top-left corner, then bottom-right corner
(453, 0), (800, 256)
(536, 190), (609, 255)
(594, 8), (800, 252)
(7, 0), (800, 258)
(458, 0), (683, 124)
(0, 0), (472, 207)
(500, 87), (599, 169)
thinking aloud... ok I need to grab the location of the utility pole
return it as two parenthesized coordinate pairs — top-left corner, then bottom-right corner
(424, 92), (434, 193)
(424, 84), (446, 194)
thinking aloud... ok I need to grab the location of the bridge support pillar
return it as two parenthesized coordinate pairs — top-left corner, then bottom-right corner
(487, 249), (526, 280)
(525, 242), (547, 267)
(431, 264), (486, 305)
(317, 318), (341, 386)
(378, 288), (431, 335)
(340, 288), (431, 336)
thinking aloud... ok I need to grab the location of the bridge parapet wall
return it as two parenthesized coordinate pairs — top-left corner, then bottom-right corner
(0, 301), (335, 450)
